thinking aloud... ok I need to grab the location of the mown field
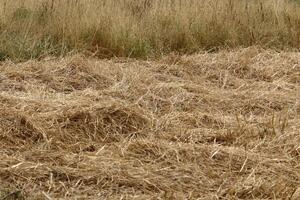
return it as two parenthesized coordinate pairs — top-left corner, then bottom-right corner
(0, 0), (300, 199)
(0, 47), (299, 199)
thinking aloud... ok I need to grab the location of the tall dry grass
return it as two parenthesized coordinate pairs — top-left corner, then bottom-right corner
(0, 0), (300, 60)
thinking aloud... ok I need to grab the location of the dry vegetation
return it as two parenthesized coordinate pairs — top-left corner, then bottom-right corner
(0, 47), (299, 199)
(1, 0), (300, 60)
(1, 0), (300, 199)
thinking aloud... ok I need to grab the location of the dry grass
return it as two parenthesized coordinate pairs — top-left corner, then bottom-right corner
(0, 47), (299, 199)
(1, 0), (300, 60)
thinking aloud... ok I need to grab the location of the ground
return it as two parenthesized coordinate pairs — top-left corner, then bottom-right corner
(0, 47), (299, 199)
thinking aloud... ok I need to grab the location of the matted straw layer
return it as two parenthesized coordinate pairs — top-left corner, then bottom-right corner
(0, 47), (299, 199)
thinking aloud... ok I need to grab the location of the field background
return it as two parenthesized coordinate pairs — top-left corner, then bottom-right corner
(0, 0), (300, 199)
(1, 0), (300, 60)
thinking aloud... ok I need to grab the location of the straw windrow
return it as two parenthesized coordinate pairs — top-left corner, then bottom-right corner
(0, 47), (299, 199)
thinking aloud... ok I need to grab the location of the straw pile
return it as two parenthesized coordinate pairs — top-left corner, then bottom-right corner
(0, 47), (299, 199)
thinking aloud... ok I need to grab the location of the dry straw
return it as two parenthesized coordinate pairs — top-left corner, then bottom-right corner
(0, 47), (299, 198)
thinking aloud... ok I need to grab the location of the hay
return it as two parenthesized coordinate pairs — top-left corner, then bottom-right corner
(0, 47), (299, 199)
